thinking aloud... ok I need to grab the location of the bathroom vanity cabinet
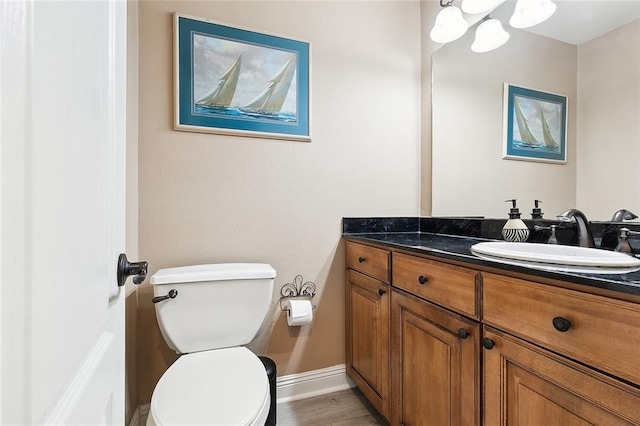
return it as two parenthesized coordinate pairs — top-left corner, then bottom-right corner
(483, 328), (640, 425)
(390, 289), (480, 426)
(482, 273), (640, 424)
(345, 239), (640, 425)
(390, 252), (481, 425)
(345, 241), (391, 419)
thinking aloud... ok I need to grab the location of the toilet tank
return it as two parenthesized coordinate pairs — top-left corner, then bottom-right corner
(150, 263), (276, 354)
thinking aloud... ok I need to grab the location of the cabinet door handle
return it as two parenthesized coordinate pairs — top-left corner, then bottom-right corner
(552, 316), (572, 332)
(482, 337), (495, 350)
(457, 328), (470, 339)
(358, 256), (366, 263)
(418, 275), (429, 285)
(378, 288), (386, 296)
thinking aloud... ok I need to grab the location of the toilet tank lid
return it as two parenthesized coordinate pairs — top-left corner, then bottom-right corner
(150, 263), (276, 285)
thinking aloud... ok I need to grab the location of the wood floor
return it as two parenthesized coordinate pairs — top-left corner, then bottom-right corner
(276, 388), (387, 425)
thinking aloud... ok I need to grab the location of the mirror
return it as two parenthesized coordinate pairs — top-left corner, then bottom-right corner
(430, 1), (640, 222)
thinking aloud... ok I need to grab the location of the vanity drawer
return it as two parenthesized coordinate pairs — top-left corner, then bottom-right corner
(392, 253), (479, 318)
(346, 241), (390, 283)
(483, 273), (640, 386)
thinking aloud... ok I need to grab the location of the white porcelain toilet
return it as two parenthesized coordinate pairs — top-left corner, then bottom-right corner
(147, 263), (276, 426)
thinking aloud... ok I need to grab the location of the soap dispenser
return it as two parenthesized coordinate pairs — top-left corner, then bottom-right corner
(531, 200), (544, 219)
(529, 200), (547, 243)
(502, 199), (530, 242)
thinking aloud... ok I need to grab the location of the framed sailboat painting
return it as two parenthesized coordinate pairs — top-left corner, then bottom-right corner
(174, 14), (311, 141)
(503, 84), (567, 163)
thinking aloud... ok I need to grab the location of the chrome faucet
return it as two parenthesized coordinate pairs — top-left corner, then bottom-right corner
(556, 209), (596, 248)
(610, 209), (638, 222)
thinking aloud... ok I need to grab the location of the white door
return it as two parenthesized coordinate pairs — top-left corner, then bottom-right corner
(1, 0), (128, 424)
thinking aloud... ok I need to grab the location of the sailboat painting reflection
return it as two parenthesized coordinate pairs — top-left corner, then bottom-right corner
(503, 84), (567, 163)
(175, 14), (310, 141)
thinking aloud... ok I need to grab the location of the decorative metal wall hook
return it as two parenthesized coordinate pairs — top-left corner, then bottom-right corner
(279, 275), (316, 311)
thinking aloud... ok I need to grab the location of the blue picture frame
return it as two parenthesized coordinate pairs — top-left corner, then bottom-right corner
(503, 84), (567, 163)
(174, 14), (311, 141)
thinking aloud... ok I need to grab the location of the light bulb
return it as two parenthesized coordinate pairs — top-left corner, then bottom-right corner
(430, 6), (469, 44)
(509, 0), (557, 29)
(471, 18), (510, 53)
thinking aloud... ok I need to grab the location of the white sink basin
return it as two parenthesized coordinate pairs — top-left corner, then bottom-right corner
(471, 242), (640, 274)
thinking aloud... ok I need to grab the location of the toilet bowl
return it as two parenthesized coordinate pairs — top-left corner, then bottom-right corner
(147, 348), (270, 426)
(146, 263), (276, 426)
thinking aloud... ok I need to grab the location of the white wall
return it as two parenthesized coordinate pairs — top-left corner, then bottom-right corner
(576, 20), (640, 221)
(136, 0), (421, 404)
(431, 29), (577, 218)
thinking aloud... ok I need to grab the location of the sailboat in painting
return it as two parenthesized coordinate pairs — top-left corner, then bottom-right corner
(243, 56), (296, 114)
(540, 107), (559, 148)
(193, 53), (298, 124)
(513, 98), (560, 152)
(196, 54), (243, 107)
(514, 98), (541, 146)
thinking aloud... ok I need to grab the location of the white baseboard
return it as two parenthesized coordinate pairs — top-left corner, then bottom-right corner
(129, 403), (149, 426)
(129, 364), (355, 423)
(276, 363), (355, 404)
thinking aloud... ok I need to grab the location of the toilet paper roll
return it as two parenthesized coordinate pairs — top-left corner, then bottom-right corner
(286, 299), (314, 327)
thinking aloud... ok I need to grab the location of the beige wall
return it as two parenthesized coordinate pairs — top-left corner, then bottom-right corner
(125, 291), (138, 424)
(576, 19), (640, 220)
(136, 0), (421, 405)
(430, 29), (578, 218)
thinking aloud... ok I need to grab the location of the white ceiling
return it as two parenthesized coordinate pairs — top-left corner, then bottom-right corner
(490, 0), (640, 45)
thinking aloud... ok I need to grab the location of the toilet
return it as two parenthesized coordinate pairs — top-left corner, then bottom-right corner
(147, 263), (276, 426)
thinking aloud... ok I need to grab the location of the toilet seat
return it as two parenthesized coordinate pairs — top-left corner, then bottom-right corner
(148, 347), (270, 426)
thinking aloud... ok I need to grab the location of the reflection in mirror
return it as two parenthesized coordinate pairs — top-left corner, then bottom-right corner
(430, 1), (640, 222)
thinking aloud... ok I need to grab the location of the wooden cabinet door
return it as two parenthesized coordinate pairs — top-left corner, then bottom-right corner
(483, 327), (640, 426)
(346, 269), (390, 419)
(391, 289), (480, 426)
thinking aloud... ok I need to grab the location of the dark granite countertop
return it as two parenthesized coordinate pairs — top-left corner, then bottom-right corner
(343, 218), (640, 298)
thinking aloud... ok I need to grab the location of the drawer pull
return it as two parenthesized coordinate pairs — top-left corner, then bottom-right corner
(418, 275), (429, 285)
(457, 328), (470, 339)
(378, 288), (386, 296)
(482, 338), (495, 350)
(552, 316), (572, 332)
(358, 256), (366, 263)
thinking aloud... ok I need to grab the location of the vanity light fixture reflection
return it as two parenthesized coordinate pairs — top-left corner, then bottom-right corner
(430, 2), (469, 43)
(461, 0), (506, 15)
(510, 0), (557, 29)
(471, 18), (510, 52)
(430, 0), (557, 52)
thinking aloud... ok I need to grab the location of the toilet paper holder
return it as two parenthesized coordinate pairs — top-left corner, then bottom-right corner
(279, 275), (316, 311)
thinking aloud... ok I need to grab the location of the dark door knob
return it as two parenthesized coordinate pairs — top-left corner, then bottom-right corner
(457, 328), (470, 339)
(418, 275), (429, 285)
(552, 316), (572, 332)
(117, 253), (148, 286)
(358, 256), (366, 263)
(378, 288), (387, 296)
(482, 337), (495, 350)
